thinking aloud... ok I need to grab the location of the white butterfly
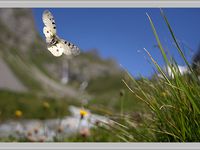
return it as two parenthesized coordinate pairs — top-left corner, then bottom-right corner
(42, 10), (80, 57)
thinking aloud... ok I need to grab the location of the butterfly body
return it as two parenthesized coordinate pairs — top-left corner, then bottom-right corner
(46, 34), (59, 47)
(42, 10), (80, 57)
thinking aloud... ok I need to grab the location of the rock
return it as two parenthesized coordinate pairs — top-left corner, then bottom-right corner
(0, 106), (110, 141)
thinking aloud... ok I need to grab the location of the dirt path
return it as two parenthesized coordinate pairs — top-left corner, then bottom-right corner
(0, 58), (27, 92)
(0, 54), (90, 100)
(31, 65), (82, 99)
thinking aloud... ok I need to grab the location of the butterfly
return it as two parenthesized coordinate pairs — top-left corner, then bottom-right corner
(42, 10), (80, 57)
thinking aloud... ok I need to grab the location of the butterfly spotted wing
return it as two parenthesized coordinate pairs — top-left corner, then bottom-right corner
(61, 39), (80, 56)
(47, 42), (64, 57)
(47, 39), (79, 57)
(42, 10), (56, 41)
(42, 10), (80, 57)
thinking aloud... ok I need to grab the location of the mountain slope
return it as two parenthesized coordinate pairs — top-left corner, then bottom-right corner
(0, 8), (123, 100)
(0, 58), (27, 92)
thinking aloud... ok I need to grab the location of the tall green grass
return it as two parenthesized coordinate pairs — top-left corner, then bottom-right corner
(104, 10), (200, 142)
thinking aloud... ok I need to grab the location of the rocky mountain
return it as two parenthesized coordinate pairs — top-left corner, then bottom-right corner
(0, 9), (38, 53)
(0, 8), (123, 99)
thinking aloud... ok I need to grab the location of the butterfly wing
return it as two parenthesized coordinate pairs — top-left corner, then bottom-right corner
(47, 42), (65, 57)
(43, 27), (54, 43)
(42, 10), (56, 35)
(42, 10), (80, 57)
(60, 39), (80, 56)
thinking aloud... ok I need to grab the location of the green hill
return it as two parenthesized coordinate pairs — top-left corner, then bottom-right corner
(0, 8), (134, 120)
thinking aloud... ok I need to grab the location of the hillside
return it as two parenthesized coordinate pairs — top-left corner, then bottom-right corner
(0, 8), (124, 101)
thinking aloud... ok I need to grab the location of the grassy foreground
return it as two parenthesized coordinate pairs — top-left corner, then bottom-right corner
(0, 10), (200, 142)
(71, 10), (200, 142)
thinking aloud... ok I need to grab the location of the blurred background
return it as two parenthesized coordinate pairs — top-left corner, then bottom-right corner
(0, 8), (200, 141)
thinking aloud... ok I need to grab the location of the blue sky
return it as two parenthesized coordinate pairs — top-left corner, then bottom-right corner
(32, 8), (200, 77)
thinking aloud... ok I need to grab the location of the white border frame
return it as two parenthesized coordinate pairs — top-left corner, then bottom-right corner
(0, 143), (200, 149)
(0, 0), (200, 7)
(0, 0), (199, 149)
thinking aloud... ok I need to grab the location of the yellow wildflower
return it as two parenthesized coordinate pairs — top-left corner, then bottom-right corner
(15, 110), (23, 118)
(162, 92), (167, 97)
(42, 101), (50, 109)
(80, 109), (88, 119)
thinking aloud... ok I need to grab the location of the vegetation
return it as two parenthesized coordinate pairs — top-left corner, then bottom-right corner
(68, 9), (200, 142)
(0, 9), (200, 142)
(0, 90), (79, 121)
(87, 10), (200, 142)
